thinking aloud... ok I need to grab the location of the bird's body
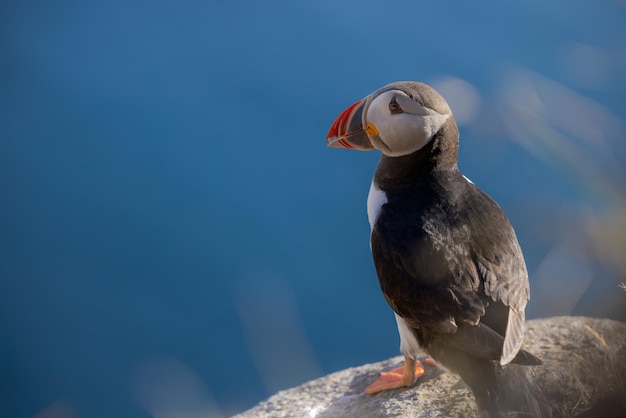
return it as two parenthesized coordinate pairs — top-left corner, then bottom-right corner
(326, 82), (550, 417)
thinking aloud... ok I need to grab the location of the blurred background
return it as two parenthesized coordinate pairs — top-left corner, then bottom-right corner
(1, 1), (625, 417)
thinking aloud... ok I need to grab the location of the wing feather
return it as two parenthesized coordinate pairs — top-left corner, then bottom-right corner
(371, 171), (534, 366)
(475, 243), (529, 365)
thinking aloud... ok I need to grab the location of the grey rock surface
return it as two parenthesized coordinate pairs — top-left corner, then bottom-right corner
(235, 317), (626, 417)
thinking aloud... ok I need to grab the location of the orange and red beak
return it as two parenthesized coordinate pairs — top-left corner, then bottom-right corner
(325, 99), (374, 151)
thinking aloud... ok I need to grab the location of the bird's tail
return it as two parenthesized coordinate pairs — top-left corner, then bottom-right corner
(426, 329), (551, 417)
(466, 361), (552, 418)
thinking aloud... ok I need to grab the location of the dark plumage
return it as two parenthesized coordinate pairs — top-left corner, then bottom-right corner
(326, 81), (551, 417)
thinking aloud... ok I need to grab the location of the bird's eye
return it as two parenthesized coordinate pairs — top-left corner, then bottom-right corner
(389, 99), (402, 114)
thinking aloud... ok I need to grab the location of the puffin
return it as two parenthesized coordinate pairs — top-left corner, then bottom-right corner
(325, 82), (551, 417)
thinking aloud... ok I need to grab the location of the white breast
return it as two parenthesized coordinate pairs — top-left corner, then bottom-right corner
(366, 180), (388, 231)
(394, 313), (421, 359)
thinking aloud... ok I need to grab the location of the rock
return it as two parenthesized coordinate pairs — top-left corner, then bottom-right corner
(235, 317), (626, 417)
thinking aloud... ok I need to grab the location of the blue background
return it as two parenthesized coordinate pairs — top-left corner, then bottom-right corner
(1, 1), (625, 417)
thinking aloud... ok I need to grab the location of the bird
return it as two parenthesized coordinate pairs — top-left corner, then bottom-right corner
(325, 81), (551, 417)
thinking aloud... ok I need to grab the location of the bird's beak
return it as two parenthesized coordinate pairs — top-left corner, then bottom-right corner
(325, 98), (374, 150)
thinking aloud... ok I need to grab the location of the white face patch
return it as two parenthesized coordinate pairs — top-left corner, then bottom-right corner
(366, 180), (387, 231)
(365, 90), (450, 157)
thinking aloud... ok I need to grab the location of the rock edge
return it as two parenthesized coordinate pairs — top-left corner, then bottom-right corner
(236, 317), (626, 417)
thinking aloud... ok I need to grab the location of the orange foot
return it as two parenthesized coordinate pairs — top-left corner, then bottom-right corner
(364, 355), (436, 394)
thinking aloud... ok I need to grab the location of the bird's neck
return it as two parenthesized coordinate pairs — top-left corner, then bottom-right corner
(374, 127), (459, 191)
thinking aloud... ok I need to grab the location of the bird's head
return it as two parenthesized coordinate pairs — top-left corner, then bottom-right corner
(326, 82), (458, 158)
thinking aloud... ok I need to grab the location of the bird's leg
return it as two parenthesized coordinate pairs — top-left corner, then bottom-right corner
(364, 355), (426, 394)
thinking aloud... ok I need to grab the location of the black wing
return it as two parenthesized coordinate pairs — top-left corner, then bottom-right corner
(371, 174), (533, 365)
